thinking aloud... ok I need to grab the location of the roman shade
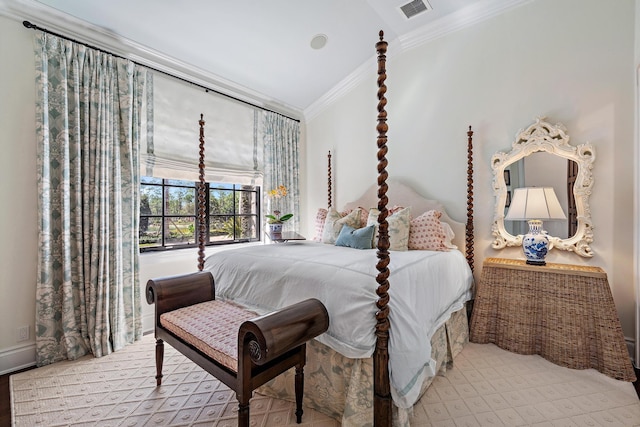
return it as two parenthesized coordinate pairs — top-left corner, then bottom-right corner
(143, 74), (263, 185)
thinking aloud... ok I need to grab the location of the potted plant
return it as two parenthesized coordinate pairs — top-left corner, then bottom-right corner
(266, 185), (293, 233)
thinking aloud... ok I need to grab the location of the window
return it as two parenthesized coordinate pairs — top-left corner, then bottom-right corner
(140, 177), (260, 251)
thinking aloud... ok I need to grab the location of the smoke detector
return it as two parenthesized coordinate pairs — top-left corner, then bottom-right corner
(400, 0), (433, 19)
(310, 34), (328, 50)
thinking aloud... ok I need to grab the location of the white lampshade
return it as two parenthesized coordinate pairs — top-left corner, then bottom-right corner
(505, 187), (566, 221)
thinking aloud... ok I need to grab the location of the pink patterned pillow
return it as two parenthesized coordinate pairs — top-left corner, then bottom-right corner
(313, 208), (328, 242)
(408, 210), (449, 251)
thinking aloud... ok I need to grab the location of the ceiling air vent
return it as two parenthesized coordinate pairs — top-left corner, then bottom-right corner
(400, 0), (432, 19)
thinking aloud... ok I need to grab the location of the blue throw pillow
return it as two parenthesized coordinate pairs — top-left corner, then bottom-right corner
(335, 225), (375, 250)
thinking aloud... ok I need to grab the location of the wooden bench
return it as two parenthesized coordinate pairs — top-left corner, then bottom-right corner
(146, 271), (330, 427)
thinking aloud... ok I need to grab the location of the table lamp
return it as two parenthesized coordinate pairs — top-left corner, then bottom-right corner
(504, 187), (566, 265)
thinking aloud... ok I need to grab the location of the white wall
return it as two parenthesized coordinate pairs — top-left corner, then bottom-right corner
(305, 0), (637, 353)
(0, 16), (38, 373)
(635, 0), (640, 371)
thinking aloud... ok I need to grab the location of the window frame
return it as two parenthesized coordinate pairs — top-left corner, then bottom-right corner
(139, 178), (261, 252)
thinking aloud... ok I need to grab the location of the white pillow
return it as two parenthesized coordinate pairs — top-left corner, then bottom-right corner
(322, 208), (362, 244)
(441, 221), (458, 249)
(367, 207), (411, 251)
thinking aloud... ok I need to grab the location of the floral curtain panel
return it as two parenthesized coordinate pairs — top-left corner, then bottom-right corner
(35, 33), (147, 366)
(263, 112), (300, 232)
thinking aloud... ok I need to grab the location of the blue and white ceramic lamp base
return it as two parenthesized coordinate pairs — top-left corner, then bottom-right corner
(522, 219), (549, 266)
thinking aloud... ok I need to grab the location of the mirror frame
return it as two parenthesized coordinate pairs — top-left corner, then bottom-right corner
(491, 117), (596, 257)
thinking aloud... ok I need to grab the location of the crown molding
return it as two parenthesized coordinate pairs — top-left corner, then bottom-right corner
(0, 0), (302, 120)
(304, 0), (533, 121)
(303, 55), (379, 121)
(398, 0), (533, 51)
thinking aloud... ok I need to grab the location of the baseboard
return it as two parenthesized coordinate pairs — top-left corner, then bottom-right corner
(626, 337), (636, 366)
(142, 312), (155, 336)
(0, 315), (155, 376)
(633, 364), (640, 399)
(0, 341), (36, 376)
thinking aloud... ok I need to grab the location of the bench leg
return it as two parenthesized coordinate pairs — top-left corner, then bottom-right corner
(295, 363), (304, 423)
(155, 338), (164, 386)
(237, 399), (250, 427)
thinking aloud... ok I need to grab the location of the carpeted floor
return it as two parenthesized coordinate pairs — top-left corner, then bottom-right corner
(10, 336), (640, 426)
(416, 343), (640, 426)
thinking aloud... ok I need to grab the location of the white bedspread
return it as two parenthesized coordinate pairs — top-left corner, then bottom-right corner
(203, 241), (473, 408)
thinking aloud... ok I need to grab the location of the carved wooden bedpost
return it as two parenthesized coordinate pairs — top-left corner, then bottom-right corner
(466, 126), (474, 273)
(327, 150), (332, 209)
(374, 30), (392, 427)
(197, 114), (207, 271)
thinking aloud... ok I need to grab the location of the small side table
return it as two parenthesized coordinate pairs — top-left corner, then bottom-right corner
(265, 231), (306, 243)
(470, 257), (635, 382)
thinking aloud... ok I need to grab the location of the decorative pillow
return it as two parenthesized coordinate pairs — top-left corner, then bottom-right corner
(389, 205), (407, 215)
(408, 210), (449, 251)
(322, 208), (362, 244)
(342, 207), (369, 228)
(367, 207), (411, 251)
(335, 225), (375, 250)
(313, 208), (328, 242)
(357, 207), (370, 228)
(441, 221), (458, 249)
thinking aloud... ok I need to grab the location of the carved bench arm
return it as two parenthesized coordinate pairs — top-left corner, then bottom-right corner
(146, 271), (215, 316)
(239, 298), (329, 366)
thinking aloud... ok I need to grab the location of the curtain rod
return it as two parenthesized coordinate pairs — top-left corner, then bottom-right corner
(23, 20), (300, 123)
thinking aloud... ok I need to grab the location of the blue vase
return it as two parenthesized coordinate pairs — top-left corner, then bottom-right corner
(522, 220), (549, 265)
(269, 223), (283, 234)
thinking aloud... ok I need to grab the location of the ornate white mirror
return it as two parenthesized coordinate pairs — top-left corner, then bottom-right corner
(491, 117), (596, 257)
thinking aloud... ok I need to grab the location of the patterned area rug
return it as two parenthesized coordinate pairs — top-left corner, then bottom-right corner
(10, 335), (339, 427)
(10, 336), (640, 426)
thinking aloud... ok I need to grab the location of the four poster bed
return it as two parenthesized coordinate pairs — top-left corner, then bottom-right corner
(160, 32), (475, 426)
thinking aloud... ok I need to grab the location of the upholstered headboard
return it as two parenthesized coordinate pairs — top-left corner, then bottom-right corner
(342, 179), (466, 252)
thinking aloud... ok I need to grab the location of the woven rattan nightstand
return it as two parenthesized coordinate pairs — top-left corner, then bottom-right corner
(469, 257), (636, 382)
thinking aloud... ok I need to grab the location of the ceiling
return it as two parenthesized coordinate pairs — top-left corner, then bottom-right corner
(2, 0), (528, 117)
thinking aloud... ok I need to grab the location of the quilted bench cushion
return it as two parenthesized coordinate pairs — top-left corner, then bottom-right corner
(160, 299), (258, 372)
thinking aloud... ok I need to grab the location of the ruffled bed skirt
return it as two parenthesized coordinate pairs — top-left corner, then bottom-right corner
(257, 307), (469, 427)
